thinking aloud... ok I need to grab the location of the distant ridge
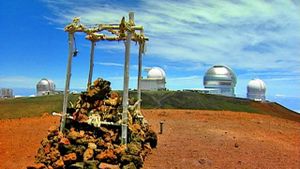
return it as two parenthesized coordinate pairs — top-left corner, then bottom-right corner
(135, 91), (300, 122)
(1, 91), (299, 122)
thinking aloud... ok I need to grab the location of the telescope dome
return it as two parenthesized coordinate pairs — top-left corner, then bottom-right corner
(36, 78), (56, 96)
(203, 65), (237, 97)
(247, 78), (266, 101)
(147, 67), (166, 79)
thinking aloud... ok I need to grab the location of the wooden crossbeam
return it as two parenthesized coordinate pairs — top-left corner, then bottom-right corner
(61, 12), (148, 147)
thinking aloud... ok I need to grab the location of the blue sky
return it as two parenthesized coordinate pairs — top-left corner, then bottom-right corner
(0, 0), (299, 112)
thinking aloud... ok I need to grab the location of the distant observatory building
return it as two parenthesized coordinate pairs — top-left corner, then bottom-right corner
(0, 88), (14, 98)
(203, 65), (237, 97)
(247, 79), (266, 101)
(36, 78), (56, 96)
(140, 67), (166, 91)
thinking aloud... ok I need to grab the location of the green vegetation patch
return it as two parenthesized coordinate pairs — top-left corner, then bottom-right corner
(0, 91), (299, 122)
(0, 94), (77, 119)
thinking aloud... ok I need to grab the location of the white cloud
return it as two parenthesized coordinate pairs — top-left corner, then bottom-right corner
(166, 75), (202, 89)
(94, 42), (126, 51)
(0, 76), (40, 88)
(275, 94), (287, 98)
(267, 77), (300, 81)
(42, 0), (300, 72)
(167, 75), (201, 81)
(95, 62), (123, 67)
(41, 0), (300, 97)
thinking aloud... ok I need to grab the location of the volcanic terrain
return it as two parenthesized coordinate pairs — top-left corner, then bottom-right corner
(0, 109), (299, 169)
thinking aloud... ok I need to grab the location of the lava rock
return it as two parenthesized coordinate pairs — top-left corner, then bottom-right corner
(99, 162), (120, 169)
(29, 78), (157, 169)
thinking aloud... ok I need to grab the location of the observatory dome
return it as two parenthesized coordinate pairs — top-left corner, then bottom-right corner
(247, 78), (266, 101)
(36, 78), (56, 96)
(147, 67), (166, 79)
(203, 65), (237, 97)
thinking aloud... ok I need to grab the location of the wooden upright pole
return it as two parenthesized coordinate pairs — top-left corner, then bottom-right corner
(121, 12), (134, 145)
(87, 41), (96, 87)
(137, 37), (143, 112)
(60, 32), (74, 132)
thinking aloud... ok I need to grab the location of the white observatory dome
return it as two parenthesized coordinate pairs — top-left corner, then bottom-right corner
(247, 78), (266, 101)
(147, 67), (166, 79)
(203, 65), (237, 96)
(36, 78), (56, 96)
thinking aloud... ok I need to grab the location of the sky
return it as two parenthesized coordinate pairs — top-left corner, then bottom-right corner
(0, 0), (299, 112)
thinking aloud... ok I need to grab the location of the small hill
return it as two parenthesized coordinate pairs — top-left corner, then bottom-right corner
(0, 94), (78, 119)
(137, 91), (300, 122)
(0, 91), (299, 122)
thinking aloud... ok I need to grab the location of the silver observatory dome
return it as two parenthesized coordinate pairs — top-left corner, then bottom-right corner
(36, 78), (56, 96)
(247, 78), (266, 101)
(203, 65), (237, 97)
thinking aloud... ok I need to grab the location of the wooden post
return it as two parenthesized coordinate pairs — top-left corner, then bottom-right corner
(159, 121), (164, 134)
(87, 41), (96, 87)
(60, 32), (74, 132)
(137, 37), (143, 112)
(121, 12), (134, 145)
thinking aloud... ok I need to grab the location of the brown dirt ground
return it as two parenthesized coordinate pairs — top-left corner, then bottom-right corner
(0, 109), (299, 169)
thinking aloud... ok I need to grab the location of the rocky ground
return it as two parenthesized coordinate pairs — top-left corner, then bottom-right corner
(0, 109), (299, 169)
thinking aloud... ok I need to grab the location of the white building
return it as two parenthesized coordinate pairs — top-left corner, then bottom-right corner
(0, 88), (14, 98)
(36, 78), (56, 96)
(203, 65), (237, 97)
(247, 78), (266, 101)
(183, 88), (219, 94)
(140, 67), (166, 91)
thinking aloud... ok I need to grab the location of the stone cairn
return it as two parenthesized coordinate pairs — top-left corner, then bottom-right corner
(28, 78), (157, 169)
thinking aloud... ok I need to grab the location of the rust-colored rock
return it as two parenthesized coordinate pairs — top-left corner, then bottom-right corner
(48, 166), (54, 169)
(95, 149), (117, 161)
(140, 143), (152, 160)
(121, 155), (143, 168)
(79, 130), (85, 138)
(122, 162), (137, 169)
(63, 153), (77, 162)
(44, 143), (51, 154)
(52, 158), (64, 169)
(99, 162), (120, 169)
(28, 78), (157, 169)
(59, 137), (70, 145)
(83, 148), (94, 161)
(127, 142), (142, 156)
(88, 142), (97, 149)
(48, 126), (58, 133)
(49, 149), (60, 162)
(67, 129), (79, 140)
(113, 145), (126, 155)
(27, 163), (47, 169)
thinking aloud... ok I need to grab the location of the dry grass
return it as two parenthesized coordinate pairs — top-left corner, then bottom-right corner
(0, 91), (299, 122)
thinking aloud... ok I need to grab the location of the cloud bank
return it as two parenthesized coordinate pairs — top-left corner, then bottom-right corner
(43, 0), (300, 70)
(41, 0), (300, 97)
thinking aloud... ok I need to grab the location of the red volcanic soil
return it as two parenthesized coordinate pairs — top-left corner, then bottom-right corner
(0, 109), (299, 169)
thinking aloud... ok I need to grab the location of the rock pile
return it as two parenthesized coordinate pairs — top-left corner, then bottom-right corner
(28, 78), (157, 169)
